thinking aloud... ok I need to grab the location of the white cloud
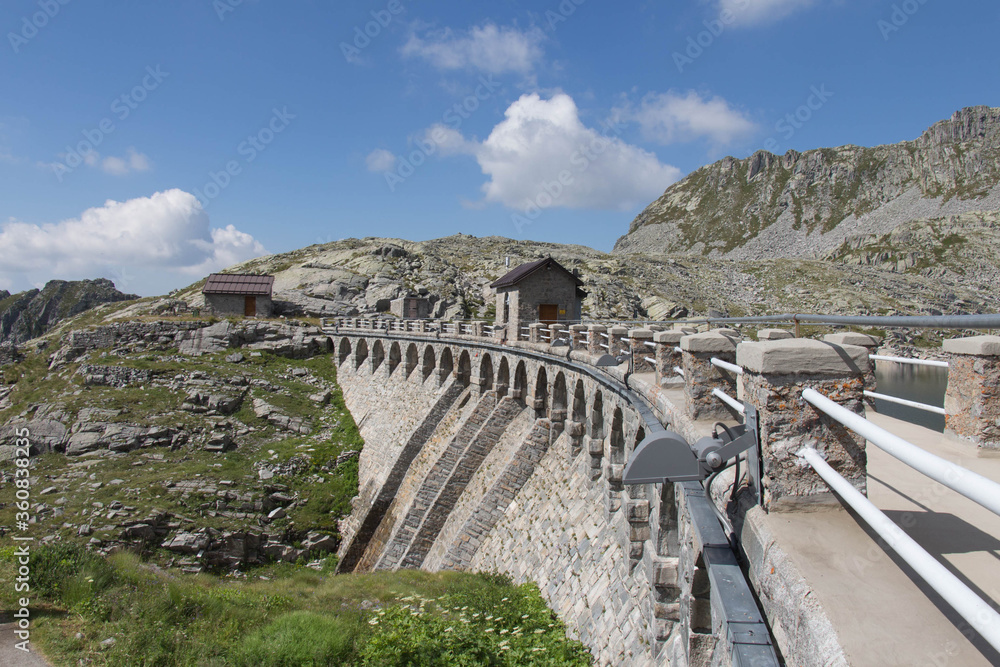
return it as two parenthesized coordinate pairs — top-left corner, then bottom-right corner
(0, 189), (266, 295)
(443, 93), (680, 211)
(616, 91), (757, 146)
(401, 23), (545, 74)
(365, 149), (397, 172)
(101, 148), (151, 175)
(718, 0), (816, 27)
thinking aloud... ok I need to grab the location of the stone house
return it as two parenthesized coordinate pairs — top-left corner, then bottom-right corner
(490, 257), (584, 340)
(203, 274), (274, 318)
(390, 296), (431, 319)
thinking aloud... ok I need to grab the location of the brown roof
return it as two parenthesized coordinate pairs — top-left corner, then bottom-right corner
(203, 273), (274, 296)
(490, 257), (583, 289)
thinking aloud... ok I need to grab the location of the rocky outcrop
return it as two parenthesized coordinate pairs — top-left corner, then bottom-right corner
(614, 106), (1000, 260)
(0, 278), (138, 345)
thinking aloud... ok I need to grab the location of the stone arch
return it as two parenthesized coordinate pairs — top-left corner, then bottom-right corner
(405, 343), (418, 378)
(355, 338), (369, 370)
(533, 366), (549, 416)
(371, 340), (385, 371)
(610, 408), (625, 465)
(551, 372), (568, 422)
(338, 338), (351, 366)
(456, 350), (472, 387)
(388, 342), (401, 376)
(496, 357), (511, 397)
(478, 353), (494, 392)
(572, 379), (586, 423)
(439, 347), (454, 382)
(421, 345), (436, 382)
(512, 360), (528, 402)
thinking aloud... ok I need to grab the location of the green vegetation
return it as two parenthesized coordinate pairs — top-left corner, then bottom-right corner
(0, 545), (590, 666)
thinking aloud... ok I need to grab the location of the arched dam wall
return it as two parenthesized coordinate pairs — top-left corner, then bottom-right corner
(332, 332), (729, 667)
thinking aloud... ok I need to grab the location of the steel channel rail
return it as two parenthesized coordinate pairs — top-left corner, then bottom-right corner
(799, 447), (1000, 653)
(864, 390), (946, 416)
(802, 388), (1000, 517)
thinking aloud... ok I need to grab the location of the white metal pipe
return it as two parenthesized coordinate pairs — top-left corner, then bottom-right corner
(674, 366), (685, 377)
(599, 343), (610, 350)
(864, 390), (947, 416)
(799, 447), (1000, 652)
(601, 332), (610, 339)
(644, 341), (656, 348)
(711, 357), (744, 375)
(870, 354), (949, 369)
(643, 356), (655, 364)
(674, 346), (683, 353)
(802, 388), (1000, 517)
(712, 388), (745, 415)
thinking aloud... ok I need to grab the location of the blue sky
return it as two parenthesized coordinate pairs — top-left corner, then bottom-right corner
(0, 0), (997, 295)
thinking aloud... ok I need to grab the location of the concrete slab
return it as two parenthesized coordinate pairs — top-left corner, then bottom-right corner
(737, 338), (870, 375)
(680, 332), (737, 353)
(757, 328), (794, 340)
(823, 332), (880, 347)
(943, 335), (1000, 357)
(763, 412), (1000, 667)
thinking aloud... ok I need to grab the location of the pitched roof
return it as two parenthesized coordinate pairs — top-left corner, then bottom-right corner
(203, 273), (274, 296)
(490, 256), (584, 289)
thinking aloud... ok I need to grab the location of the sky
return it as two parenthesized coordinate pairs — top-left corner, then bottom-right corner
(0, 0), (997, 296)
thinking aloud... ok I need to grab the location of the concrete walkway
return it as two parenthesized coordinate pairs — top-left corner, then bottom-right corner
(0, 623), (54, 666)
(766, 413), (1000, 666)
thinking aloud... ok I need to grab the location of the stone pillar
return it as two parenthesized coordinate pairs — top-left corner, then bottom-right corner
(680, 331), (738, 420)
(587, 325), (607, 357)
(587, 434), (604, 480)
(549, 323), (564, 346)
(629, 329), (655, 373)
(738, 338), (870, 510)
(471, 321), (485, 338)
(626, 499), (651, 569)
(608, 326), (628, 357)
(570, 324), (589, 352)
(943, 335), (1000, 452)
(529, 323), (546, 344)
(757, 328), (793, 341)
(565, 420), (585, 458)
(654, 331), (684, 386)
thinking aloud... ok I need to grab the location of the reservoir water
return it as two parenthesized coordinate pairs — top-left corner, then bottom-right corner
(870, 360), (948, 432)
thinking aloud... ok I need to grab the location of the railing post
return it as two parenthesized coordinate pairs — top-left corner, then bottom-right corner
(549, 323), (564, 346)
(570, 324), (589, 352)
(738, 338), (870, 510)
(629, 329), (654, 373)
(680, 332), (738, 420)
(608, 326), (628, 357)
(471, 321), (485, 338)
(587, 324), (607, 357)
(943, 335), (1000, 452)
(654, 331), (684, 386)
(529, 323), (546, 344)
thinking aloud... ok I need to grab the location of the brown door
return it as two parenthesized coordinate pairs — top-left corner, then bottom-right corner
(538, 304), (558, 324)
(244, 296), (256, 317)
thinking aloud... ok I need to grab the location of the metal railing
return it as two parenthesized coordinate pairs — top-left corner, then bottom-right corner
(871, 354), (949, 368)
(712, 388), (744, 415)
(802, 388), (1000, 517)
(711, 357), (744, 375)
(863, 390), (946, 416)
(798, 447), (1000, 653)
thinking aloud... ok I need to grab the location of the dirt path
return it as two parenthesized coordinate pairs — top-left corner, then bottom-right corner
(0, 623), (54, 666)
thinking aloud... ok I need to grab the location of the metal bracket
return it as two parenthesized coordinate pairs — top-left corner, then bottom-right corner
(743, 402), (764, 506)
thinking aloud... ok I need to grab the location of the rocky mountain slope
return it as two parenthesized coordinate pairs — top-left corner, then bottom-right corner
(614, 106), (1000, 261)
(0, 278), (137, 345)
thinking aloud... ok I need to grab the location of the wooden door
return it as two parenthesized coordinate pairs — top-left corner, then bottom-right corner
(244, 296), (256, 317)
(538, 304), (558, 324)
